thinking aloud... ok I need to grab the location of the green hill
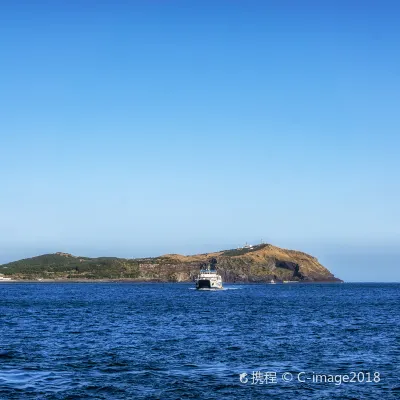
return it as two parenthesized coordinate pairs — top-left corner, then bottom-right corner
(0, 244), (342, 282)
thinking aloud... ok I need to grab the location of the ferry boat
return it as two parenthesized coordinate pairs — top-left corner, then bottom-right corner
(195, 262), (223, 290)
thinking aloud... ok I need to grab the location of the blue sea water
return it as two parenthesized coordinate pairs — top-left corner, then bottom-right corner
(0, 283), (399, 399)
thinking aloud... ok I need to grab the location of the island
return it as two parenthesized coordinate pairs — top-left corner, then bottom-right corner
(0, 244), (342, 283)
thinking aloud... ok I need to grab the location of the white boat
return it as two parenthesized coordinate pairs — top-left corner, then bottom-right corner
(270, 279), (276, 284)
(195, 262), (223, 290)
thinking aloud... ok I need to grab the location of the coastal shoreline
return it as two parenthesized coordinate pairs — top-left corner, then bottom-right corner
(0, 279), (344, 284)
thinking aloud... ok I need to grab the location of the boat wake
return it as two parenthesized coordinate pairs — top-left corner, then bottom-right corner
(189, 286), (243, 291)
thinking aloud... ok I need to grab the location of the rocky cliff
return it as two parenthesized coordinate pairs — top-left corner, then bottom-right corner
(138, 244), (340, 282)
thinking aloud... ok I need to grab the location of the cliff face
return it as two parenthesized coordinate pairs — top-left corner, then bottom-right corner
(138, 244), (341, 283)
(0, 244), (341, 282)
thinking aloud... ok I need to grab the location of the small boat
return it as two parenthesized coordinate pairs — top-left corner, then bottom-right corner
(195, 260), (223, 290)
(270, 279), (276, 284)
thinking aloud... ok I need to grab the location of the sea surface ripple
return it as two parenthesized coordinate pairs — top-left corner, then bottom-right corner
(0, 283), (399, 399)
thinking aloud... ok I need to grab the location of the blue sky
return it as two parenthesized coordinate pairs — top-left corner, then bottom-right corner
(1, 1), (399, 281)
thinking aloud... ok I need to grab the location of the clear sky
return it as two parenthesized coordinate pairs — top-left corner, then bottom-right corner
(1, 1), (399, 281)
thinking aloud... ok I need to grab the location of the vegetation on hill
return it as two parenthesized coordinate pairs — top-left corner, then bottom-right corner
(1, 253), (141, 280)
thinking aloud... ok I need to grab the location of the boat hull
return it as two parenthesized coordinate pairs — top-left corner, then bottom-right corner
(195, 266), (223, 290)
(196, 279), (223, 290)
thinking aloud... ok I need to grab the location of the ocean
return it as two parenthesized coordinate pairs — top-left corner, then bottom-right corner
(0, 283), (399, 399)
